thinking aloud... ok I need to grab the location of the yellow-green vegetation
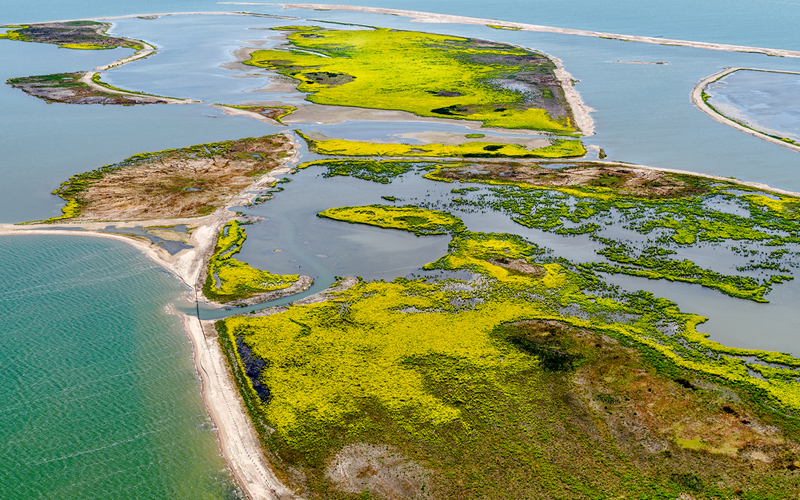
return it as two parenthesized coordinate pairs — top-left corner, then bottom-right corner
(487, 24), (522, 31)
(0, 21), (144, 50)
(220, 220), (800, 498)
(204, 221), (300, 303)
(6, 72), (159, 106)
(297, 159), (800, 303)
(222, 104), (297, 124)
(317, 205), (465, 235)
(299, 132), (585, 158)
(245, 26), (579, 133)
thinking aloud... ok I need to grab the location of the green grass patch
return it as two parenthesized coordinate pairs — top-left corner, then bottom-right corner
(318, 205), (465, 235)
(222, 225), (800, 497)
(245, 26), (579, 133)
(203, 221), (300, 303)
(299, 133), (585, 159)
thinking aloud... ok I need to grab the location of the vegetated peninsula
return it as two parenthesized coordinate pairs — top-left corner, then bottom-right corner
(0, 21), (145, 50)
(216, 155), (800, 499)
(1, 20), (189, 105)
(40, 134), (294, 222)
(245, 25), (583, 134)
(7, 73), (165, 105)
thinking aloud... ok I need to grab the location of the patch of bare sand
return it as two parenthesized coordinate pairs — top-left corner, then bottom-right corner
(326, 444), (431, 499)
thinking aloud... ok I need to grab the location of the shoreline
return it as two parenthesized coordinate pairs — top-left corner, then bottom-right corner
(0, 143), (301, 500)
(268, 3), (800, 58)
(691, 67), (800, 154)
(1, 153), (798, 497)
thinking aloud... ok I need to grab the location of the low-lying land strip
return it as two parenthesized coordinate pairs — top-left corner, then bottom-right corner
(7, 72), (168, 104)
(34, 134), (293, 223)
(219, 204), (800, 498)
(0, 20), (145, 50)
(213, 104), (298, 125)
(267, 3), (800, 59)
(245, 25), (584, 135)
(692, 67), (800, 153)
(298, 132), (586, 158)
(1, 20), (195, 105)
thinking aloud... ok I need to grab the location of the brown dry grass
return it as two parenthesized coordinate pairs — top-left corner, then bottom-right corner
(438, 162), (710, 198)
(73, 135), (292, 221)
(508, 320), (800, 469)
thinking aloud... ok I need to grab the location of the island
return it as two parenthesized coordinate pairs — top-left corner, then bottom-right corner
(4, 12), (800, 500)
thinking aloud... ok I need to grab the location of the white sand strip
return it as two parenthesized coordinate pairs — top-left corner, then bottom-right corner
(691, 67), (800, 154)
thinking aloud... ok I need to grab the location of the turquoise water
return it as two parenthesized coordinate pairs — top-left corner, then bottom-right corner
(0, 236), (242, 499)
(2, 3), (800, 497)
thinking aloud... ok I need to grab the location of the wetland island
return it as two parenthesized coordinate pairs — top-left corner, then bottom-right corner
(3, 6), (800, 500)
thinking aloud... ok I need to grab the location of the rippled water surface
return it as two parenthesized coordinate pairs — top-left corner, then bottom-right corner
(2, 1), (800, 496)
(0, 236), (241, 499)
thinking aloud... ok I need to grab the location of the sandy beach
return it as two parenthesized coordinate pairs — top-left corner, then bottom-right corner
(266, 3), (800, 59)
(2, 149), (799, 498)
(0, 146), (301, 499)
(691, 67), (800, 154)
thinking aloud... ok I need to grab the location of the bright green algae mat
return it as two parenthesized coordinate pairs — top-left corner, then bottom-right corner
(298, 132), (586, 158)
(204, 221), (301, 303)
(221, 206), (800, 498)
(318, 205), (465, 235)
(300, 159), (800, 302)
(245, 26), (579, 134)
(0, 236), (240, 499)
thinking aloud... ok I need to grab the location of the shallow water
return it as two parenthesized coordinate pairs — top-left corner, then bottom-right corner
(2, 4), (800, 495)
(0, 236), (241, 499)
(707, 70), (800, 143)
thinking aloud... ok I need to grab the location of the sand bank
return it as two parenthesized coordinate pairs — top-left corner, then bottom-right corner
(265, 3), (800, 59)
(691, 67), (800, 154)
(0, 149), (302, 500)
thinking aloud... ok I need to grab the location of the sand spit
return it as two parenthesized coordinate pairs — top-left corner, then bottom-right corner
(266, 3), (800, 59)
(1, 153), (798, 498)
(691, 67), (800, 154)
(0, 146), (303, 499)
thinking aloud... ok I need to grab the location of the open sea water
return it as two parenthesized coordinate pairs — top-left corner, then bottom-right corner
(0, 236), (242, 499)
(2, 1), (800, 497)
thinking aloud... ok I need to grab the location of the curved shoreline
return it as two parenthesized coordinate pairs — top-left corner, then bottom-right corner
(691, 67), (800, 154)
(0, 154), (798, 498)
(268, 3), (800, 58)
(0, 146), (302, 499)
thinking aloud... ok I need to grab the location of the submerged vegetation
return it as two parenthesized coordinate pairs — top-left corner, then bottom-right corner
(245, 26), (579, 134)
(297, 159), (800, 303)
(221, 205), (800, 498)
(298, 132), (586, 158)
(0, 21), (145, 50)
(204, 221), (300, 303)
